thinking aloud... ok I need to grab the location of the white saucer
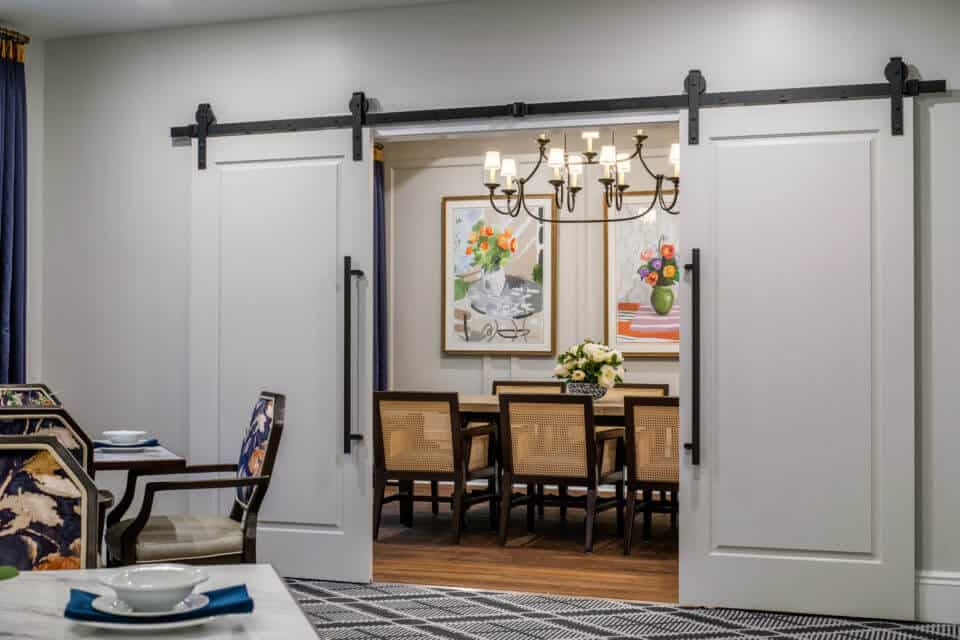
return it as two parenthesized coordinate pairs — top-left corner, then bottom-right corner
(71, 616), (224, 632)
(95, 438), (152, 448)
(98, 446), (145, 454)
(92, 592), (209, 618)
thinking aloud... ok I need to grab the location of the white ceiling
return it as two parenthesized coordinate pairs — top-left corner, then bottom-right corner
(0, 0), (455, 39)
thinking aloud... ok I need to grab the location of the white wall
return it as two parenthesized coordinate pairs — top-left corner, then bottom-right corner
(25, 40), (44, 381)
(385, 126), (680, 393)
(35, 0), (960, 617)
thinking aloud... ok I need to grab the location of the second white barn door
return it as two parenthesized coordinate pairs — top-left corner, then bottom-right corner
(190, 129), (374, 582)
(679, 98), (915, 618)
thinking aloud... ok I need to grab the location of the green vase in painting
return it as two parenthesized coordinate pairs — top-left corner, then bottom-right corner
(650, 285), (675, 316)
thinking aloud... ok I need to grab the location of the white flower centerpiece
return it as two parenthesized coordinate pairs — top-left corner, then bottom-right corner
(553, 339), (625, 399)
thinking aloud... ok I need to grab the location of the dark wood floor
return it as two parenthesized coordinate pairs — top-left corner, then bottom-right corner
(373, 484), (679, 602)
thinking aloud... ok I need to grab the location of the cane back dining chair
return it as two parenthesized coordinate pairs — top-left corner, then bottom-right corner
(623, 396), (680, 553)
(105, 391), (285, 566)
(373, 391), (497, 543)
(0, 435), (99, 570)
(492, 380), (566, 516)
(497, 394), (621, 552)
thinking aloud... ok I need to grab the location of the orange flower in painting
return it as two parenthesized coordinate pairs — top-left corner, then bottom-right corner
(36, 553), (81, 571)
(510, 237), (517, 253)
(645, 272), (659, 285)
(480, 241), (489, 251)
(663, 264), (676, 279)
(497, 234), (510, 250)
(660, 244), (675, 259)
(503, 228), (512, 238)
(248, 447), (266, 476)
(483, 226), (494, 237)
(465, 246), (473, 256)
(468, 231), (478, 243)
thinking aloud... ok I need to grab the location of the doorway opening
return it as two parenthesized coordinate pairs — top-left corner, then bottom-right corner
(372, 118), (681, 602)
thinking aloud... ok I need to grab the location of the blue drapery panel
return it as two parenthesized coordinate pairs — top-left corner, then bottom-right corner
(373, 156), (388, 391)
(0, 53), (26, 383)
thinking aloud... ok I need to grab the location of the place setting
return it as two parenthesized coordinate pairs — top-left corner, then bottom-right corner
(64, 564), (254, 632)
(94, 429), (158, 454)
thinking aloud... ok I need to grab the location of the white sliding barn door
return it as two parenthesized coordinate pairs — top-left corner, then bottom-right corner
(679, 99), (915, 619)
(190, 130), (373, 581)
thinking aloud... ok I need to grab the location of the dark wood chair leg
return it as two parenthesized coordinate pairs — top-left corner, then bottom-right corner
(670, 489), (678, 529)
(431, 480), (440, 515)
(537, 483), (545, 516)
(373, 471), (386, 540)
(624, 489), (636, 555)
(488, 476), (498, 531)
(399, 480), (414, 527)
(642, 503), (653, 541)
(498, 472), (513, 546)
(584, 489), (597, 553)
(525, 483), (536, 533)
(452, 481), (465, 544)
(559, 484), (567, 521)
(615, 480), (625, 537)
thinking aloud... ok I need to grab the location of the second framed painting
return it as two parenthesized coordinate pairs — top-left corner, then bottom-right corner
(441, 196), (558, 355)
(603, 191), (680, 359)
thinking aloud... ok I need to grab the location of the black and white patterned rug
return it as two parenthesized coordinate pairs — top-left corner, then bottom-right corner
(285, 579), (959, 640)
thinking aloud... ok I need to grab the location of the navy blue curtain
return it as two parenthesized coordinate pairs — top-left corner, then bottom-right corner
(0, 50), (26, 383)
(372, 153), (388, 391)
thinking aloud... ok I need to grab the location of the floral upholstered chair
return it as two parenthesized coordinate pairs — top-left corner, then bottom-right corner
(105, 391), (285, 566)
(0, 384), (61, 409)
(0, 407), (93, 472)
(0, 435), (99, 570)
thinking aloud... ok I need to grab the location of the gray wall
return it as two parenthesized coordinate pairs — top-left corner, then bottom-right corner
(32, 0), (960, 586)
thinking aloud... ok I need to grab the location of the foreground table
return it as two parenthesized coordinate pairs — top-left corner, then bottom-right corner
(93, 445), (187, 472)
(0, 563), (316, 639)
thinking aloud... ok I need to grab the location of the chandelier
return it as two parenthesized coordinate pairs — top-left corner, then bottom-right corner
(482, 130), (679, 224)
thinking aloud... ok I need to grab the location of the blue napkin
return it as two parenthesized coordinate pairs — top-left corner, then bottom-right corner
(65, 585), (253, 624)
(94, 438), (159, 449)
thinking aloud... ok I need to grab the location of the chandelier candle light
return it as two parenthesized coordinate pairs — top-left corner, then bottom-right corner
(482, 130), (680, 224)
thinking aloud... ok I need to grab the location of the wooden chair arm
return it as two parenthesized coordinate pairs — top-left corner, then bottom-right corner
(107, 464), (240, 529)
(118, 476), (270, 565)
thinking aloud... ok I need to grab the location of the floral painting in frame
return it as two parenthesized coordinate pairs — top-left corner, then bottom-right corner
(603, 191), (680, 359)
(441, 196), (557, 355)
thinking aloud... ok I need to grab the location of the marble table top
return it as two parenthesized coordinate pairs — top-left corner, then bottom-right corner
(0, 563), (317, 638)
(93, 445), (186, 471)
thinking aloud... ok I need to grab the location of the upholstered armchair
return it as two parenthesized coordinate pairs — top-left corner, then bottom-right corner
(0, 383), (62, 408)
(373, 392), (497, 543)
(623, 396), (679, 553)
(0, 435), (99, 570)
(497, 394), (620, 552)
(105, 391), (285, 566)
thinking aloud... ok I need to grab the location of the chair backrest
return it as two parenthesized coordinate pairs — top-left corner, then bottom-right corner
(0, 435), (99, 570)
(235, 391), (286, 512)
(492, 380), (566, 395)
(498, 393), (596, 483)
(0, 384), (62, 408)
(601, 383), (669, 404)
(624, 396), (680, 484)
(0, 408), (93, 476)
(373, 391), (460, 474)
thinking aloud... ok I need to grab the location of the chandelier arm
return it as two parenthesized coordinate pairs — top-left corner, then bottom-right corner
(523, 147), (547, 183)
(487, 189), (521, 217)
(660, 186), (680, 213)
(566, 187), (577, 213)
(553, 180), (564, 211)
(522, 192), (658, 224)
(637, 152), (658, 181)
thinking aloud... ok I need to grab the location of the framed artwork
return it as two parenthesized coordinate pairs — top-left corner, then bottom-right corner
(603, 191), (680, 359)
(441, 196), (558, 355)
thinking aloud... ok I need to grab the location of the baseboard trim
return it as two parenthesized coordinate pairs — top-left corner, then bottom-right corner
(917, 570), (960, 623)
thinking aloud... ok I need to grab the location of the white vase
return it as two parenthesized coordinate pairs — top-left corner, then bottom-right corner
(482, 268), (507, 296)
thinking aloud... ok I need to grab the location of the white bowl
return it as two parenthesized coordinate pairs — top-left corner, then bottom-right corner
(99, 565), (209, 612)
(102, 430), (148, 445)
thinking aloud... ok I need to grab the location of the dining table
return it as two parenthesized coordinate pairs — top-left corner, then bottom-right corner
(458, 393), (630, 426)
(0, 563), (316, 638)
